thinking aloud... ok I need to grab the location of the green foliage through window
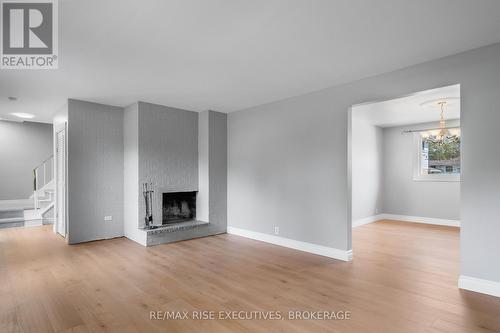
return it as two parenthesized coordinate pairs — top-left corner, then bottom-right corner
(426, 135), (460, 161)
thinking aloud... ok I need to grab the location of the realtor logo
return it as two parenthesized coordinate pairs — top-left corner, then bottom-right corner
(1, 0), (58, 69)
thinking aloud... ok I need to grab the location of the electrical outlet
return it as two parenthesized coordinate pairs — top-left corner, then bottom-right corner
(274, 226), (279, 235)
(104, 216), (113, 221)
(375, 208), (379, 214)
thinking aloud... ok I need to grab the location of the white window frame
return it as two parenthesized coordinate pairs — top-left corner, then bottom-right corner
(413, 133), (460, 182)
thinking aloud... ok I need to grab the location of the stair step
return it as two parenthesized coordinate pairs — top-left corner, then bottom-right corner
(0, 210), (23, 219)
(0, 221), (24, 229)
(0, 217), (24, 224)
(0, 199), (34, 211)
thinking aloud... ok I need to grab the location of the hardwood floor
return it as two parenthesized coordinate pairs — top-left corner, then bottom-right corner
(1, 220), (500, 332)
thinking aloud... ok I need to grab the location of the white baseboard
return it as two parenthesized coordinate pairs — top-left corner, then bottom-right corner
(353, 214), (460, 228)
(459, 275), (500, 298)
(0, 199), (34, 211)
(24, 219), (43, 227)
(352, 214), (385, 228)
(227, 226), (352, 261)
(381, 214), (460, 227)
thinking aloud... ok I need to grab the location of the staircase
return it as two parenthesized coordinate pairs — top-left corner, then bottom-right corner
(0, 202), (31, 228)
(33, 179), (55, 221)
(0, 155), (54, 228)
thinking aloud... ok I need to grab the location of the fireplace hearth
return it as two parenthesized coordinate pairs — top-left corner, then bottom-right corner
(162, 191), (196, 224)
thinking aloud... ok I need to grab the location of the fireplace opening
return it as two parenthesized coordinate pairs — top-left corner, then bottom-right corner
(162, 191), (196, 224)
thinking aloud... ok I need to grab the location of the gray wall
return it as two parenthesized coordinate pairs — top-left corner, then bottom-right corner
(351, 118), (383, 221)
(228, 43), (500, 283)
(67, 99), (124, 244)
(0, 121), (53, 200)
(207, 110), (227, 233)
(228, 98), (345, 248)
(382, 121), (460, 220)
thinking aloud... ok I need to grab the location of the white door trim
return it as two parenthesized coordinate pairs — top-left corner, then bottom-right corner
(55, 127), (67, 237)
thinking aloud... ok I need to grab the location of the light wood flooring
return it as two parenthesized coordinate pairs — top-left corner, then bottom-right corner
(1, 220), (500, 332)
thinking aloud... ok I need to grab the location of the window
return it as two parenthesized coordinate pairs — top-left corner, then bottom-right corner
(414, 130), (461, 181)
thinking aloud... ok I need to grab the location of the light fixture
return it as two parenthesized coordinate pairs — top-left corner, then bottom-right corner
(436, 101), (450, 139)
(413, 98), (459, 140)
(10, 112), (35, 119)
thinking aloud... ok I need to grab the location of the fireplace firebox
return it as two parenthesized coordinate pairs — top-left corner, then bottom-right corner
(162, 191), (196, 224)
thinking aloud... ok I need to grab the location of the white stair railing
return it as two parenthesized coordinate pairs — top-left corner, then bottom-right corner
(33, 155), (54, 210)
(34, 155), (54, 192)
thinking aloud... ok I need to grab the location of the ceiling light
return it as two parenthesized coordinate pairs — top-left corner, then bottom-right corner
(418, 98), (460, 140)
(10, 112), (35, 119)
(436, 101), (450, 139)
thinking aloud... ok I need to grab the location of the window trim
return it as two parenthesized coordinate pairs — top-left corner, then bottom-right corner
(412, 133), (461, 182)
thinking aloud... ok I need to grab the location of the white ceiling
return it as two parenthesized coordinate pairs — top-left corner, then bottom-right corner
(1, 0), (500, 123)
(352, 84), (460, 127)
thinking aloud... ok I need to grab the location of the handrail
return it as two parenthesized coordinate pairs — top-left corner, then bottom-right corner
(34, 155), (54, 170)
(33, 154), (54, 192)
